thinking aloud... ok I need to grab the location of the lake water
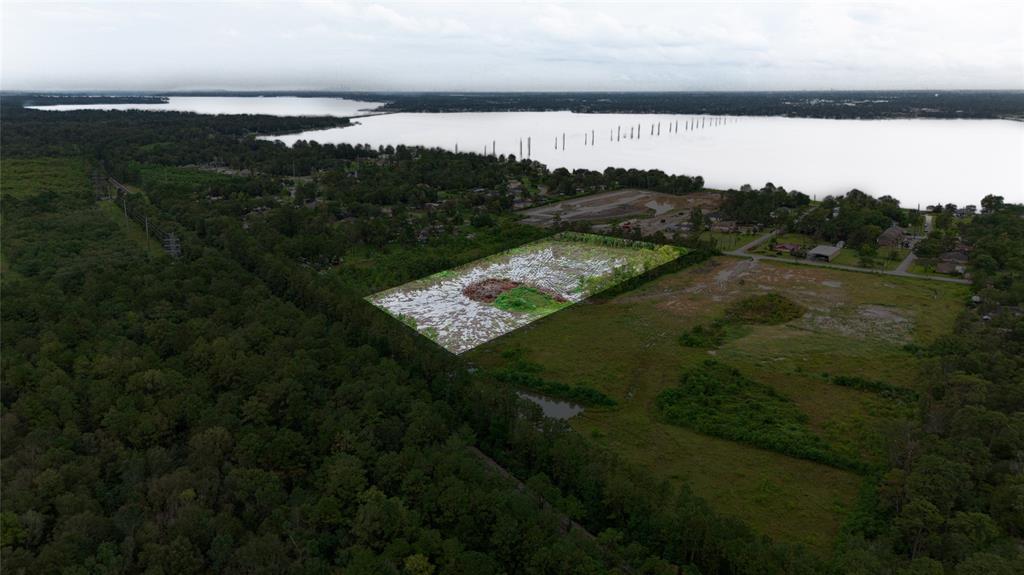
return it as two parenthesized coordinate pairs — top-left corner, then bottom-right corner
(28, 96), (383, 117)
(31, 97), (1022, 206)
(269, 111), (1023, 207)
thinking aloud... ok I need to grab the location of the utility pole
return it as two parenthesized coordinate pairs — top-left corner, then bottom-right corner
(528, 137), (531, 158)
(144, 216), (150, 254)
(562, 133), (565, 150)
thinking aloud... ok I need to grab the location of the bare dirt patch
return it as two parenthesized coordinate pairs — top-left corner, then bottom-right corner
(618, 257), (918, 343)
(463, 278), (521, 303)
(519, 189), (722, 235)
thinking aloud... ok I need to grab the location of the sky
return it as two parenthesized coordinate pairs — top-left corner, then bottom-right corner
(2, 0), (1022, 92)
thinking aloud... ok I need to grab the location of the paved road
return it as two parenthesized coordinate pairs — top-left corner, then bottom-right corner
(726, 231), (970, 285)
(893, 251), (917, 274)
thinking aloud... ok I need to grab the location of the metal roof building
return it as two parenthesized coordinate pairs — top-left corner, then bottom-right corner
(807, 244), (841, 262)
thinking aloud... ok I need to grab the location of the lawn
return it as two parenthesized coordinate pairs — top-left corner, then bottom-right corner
(831, 247), (909, 271)
(469, 256), (967, 551)
(750, 232), (816, 254)
(703, 231), (760, 251)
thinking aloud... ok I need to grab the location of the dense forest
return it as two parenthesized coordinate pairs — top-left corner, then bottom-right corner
(2, 102), (1022, 574)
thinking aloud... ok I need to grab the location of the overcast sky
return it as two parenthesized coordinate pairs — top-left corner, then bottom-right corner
(2, 1), (1022, 91)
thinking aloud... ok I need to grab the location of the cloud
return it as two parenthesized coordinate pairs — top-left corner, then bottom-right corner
(1, 1), (1020, 91)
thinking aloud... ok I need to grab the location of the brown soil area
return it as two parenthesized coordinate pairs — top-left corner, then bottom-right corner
(462, 278), (521, 303)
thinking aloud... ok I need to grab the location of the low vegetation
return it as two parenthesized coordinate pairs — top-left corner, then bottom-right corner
(828, 374), (918, 402)
(494, 354), (617, 407)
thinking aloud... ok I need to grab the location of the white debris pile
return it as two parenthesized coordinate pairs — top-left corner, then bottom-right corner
(369, 242), (628, 354)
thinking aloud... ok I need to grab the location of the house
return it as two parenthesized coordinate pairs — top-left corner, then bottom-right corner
(935, 261), (966, 275)
(955, 205), (977, 218)
(939, 251), (969, 265)
(807, 244), (841, 262)
(772, 243), (802, 254)
(710, 220), (738, 233)
(877, 226), (905, 248)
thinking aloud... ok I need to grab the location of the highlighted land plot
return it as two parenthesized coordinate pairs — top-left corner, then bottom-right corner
(368, 232), (686, 353)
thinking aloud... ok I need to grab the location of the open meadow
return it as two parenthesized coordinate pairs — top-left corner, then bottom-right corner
(469, 255), (969, 550)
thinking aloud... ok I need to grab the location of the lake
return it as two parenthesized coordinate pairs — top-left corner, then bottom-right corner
(32, 97), (1022, 206)
(28, 96), (383, 117)
(268, 111), (1023, 207)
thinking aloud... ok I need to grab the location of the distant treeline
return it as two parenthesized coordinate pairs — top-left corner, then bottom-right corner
(2, 94), (169, 107)
(371, 91), (1024, 120)
(7, 90), (1023, 119)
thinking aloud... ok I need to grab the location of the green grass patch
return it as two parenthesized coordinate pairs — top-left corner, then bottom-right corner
(656, 360), (865, 471)
(494, 286), (570, 315)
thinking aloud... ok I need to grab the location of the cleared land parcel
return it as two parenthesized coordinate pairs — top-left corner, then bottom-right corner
(470, 256), (968, 549)
(368, 232), (685, 353)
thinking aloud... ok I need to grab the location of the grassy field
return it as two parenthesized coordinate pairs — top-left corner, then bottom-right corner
(469, 255), (968, 550)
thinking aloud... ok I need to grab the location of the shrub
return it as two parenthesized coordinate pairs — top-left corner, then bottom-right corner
(678, 321), (728, 348)
(831, 375), (918, 402)
(724, 293), (804, 325)
(656, 360), (865, 471)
